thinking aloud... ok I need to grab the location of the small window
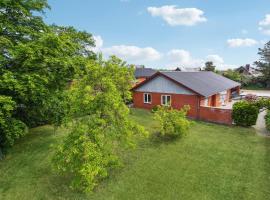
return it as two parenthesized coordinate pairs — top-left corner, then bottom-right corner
(161, 95), (171, 106)
(144, 93), (151, 104)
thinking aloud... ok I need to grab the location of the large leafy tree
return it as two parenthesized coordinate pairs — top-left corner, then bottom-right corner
(255, 41), (270, 88)
(53, 59), (146, 192)
(0, 0), (96, 152)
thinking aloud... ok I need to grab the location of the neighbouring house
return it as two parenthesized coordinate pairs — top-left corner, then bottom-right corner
(134, 67), (157, 84)
(174, 67), (201, 72)
(235, 64), (262, 78)
(132, 71), (241, 125)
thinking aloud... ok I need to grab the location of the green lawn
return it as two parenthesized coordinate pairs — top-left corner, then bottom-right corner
(1, 109), (270, 200)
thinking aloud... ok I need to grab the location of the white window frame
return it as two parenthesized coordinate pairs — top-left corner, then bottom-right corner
(204, 98), (209, 106)
(143, 93), (151, 104)
(161, 95), (171, 106)
(219, 91), (227, 106)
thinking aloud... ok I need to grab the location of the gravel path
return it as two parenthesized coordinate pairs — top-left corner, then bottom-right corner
(253, 110), (270, 137)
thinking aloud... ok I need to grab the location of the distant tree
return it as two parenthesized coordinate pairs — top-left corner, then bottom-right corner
(255, 41), (270, 88)
(204, 61), (216, 72)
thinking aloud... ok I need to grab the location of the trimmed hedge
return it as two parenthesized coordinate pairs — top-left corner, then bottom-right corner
(232, 101), (259, 127)
(266, 110), (270, 131)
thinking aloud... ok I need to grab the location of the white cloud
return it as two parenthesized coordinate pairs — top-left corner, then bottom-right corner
(147, 5), (207, 26)
(206, 54), (224, 65)
(259, 14), (270, 35)
(167, 49), (203, 68)
(206, 54), (237, 70)
(227, 38), (258, 47)
(89, 35), (236, 70)
(102, 45), (162, 61)
(91, 35), (103, 52)
(166, 50), (235, 70)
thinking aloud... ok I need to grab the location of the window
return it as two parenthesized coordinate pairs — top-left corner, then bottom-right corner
(144, 93), (151, 104)
(219, 91), (227, 106)
(161, 95), (171, 106)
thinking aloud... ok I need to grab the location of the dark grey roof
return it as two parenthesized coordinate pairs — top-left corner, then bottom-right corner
(135, 68), (157, 78)
(161, 71), (240, 97)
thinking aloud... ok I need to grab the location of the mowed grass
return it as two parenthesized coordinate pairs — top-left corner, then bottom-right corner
(1, 109), (270, 200)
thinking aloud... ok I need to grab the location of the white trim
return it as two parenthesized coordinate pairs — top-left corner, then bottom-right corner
(143, 93), (152, 104)
(161, 95), (171, 106)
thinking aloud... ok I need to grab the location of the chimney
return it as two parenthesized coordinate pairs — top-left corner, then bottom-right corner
(245, 64), (250, 71)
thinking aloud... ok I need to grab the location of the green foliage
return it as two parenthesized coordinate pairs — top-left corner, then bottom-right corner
(232, 101), (259, 126)
(99, 55), (135, 102)
(251, 98), (270, 110)
(223, 69), (241, 82)
(151, 105), (159, 113)
(266, 110), (270, 131)
(255, 41), (270, 88)
(204, 61), (216, 72)
(52, 60), (147, 192)
(154, 106), (190, 138)
(0, 95), (26, 155)
(0, 0), (97, 152)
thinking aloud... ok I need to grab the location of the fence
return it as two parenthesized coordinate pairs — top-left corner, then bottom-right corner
(199, 106), (232, 125)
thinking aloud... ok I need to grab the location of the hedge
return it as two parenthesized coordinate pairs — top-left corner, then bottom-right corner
(232, 101), (259, 126)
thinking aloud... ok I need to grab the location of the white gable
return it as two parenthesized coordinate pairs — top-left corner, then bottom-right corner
(135, 76), (195, 95)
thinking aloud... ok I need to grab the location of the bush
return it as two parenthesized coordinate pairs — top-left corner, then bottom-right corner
(151, 105), (159, 113)
(154, 105), (190, 138)
(244, 94), (257, 102)
(232, 101), (259, 126)
(250, 98), (270, 110)
(0, 96), (26, 156)
(265, 110), (270, 131)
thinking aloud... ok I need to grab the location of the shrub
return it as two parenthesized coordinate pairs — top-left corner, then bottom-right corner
(151, 105), (159, 113)
(232, 101), (259, 126)
(0, 95), (26, 156)
(265, 99), (270, 110)
(154, 105), (190, 138)
(244, 94), (257, 102)
(265, 110), (270, 131)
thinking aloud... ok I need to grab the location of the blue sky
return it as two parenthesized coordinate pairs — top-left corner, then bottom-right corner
(44, 0), (270, 70)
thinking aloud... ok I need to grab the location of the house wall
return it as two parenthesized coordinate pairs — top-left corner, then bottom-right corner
(133, 92), (199, 118)
(200, 89), (232, 108)
(133, 91), (234, 125)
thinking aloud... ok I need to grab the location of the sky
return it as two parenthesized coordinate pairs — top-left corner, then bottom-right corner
(43, 0), (270, 70)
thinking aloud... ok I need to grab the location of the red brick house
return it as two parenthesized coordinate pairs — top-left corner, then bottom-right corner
(132, 71), (241, 125)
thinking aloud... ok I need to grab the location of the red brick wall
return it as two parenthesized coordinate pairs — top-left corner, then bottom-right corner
(132, 92), (199, 118)
(199, 106), (232, 125)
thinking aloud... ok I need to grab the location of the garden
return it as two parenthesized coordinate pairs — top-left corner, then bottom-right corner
(1, 109), (270, 200)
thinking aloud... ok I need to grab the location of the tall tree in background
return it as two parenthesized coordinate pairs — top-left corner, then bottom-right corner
(204, 61), (216, 72)
(255, 41), (270, 88)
